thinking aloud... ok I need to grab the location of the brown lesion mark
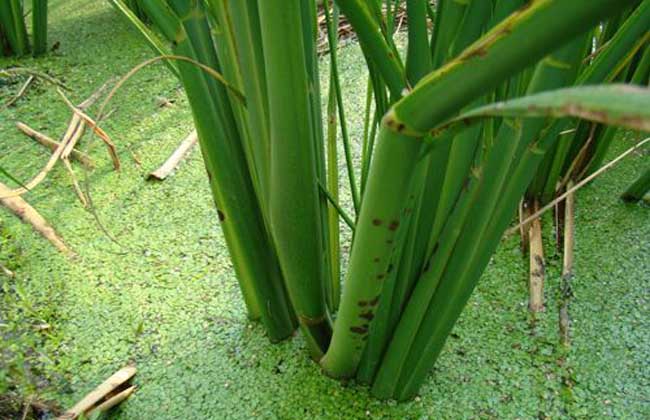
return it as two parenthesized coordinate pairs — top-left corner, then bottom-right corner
(217, 209), (225, 222)
(534, 255), (545, 276)
(358, 300), (368, 307)
(299, 314), (327, 326)
(373, 257), (380, 263)
(369, 295), (381, 306)
(387, 264), (394, 273)
(350, 326), (368, 335)
(463, 47), (488, 60)
(359, 311), (375, 321)
(372, 218), (383, 226)
(376, 274), (385, 280)
(462, 176), (471, 191)
(388, 220), (400, 231)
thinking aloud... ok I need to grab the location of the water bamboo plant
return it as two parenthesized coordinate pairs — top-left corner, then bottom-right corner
(114, 0), (650, 400)
(0, 0), (49, 57)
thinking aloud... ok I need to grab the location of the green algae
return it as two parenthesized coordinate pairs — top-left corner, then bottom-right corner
(1, 1), (649, 418)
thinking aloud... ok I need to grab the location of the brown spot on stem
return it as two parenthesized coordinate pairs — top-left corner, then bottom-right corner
(372, 219), (383, 226)
(369, 295), (380, 306)
(358, 300), (368, 307)
(373, 257), (380, 263)
(388, 220), (400, 231)
(217, 210), (225, 222)
(350, 326), (368, 335)
(387, 264), (394, 273)
(377, 274), (385, 280)
(534, 255), (545, 276)
(463, 47), (488, 60)
(359, 311), (375, 321)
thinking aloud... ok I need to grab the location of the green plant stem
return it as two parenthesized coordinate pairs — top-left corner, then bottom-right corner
(258, 0), (332, 357)
(366, 0), (634, 396)
(31, 0), (47, 56)
(324, 2), (359, 215)
(325, 0), (341, 311)
(622, 168), (650, 202)
(140, 0), (297, 341)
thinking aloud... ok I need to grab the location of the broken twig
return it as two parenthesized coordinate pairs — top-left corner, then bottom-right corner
(57, 366), (136, 420)
(0, 182), (74, 256)
(57, 88), (121, 171)
(147, 130), (198, 181)
(0, 263), (14, 278)
(16, 122), (95, 169)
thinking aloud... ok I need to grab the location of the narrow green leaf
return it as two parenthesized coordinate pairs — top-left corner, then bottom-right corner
(443, 85), (650, 134)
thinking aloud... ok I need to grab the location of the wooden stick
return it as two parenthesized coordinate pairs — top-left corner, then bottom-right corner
(58, 366), (136, 420)
(0, 182), (74, 256)
(528, 200), (545, 313)
(61, 115), (86, 161)
(0, 263), (14, 278)
(57, 88), (121, 171)
(147, 130), (198, 181)
(90, 386), (136, 415)
(16, 122), (95, 169)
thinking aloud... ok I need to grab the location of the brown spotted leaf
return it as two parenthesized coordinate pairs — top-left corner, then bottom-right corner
(436, 84), (650, 134)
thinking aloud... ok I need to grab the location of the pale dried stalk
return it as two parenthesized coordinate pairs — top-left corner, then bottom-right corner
(57, 88), (121, 170)
(147, 130), (198, 180)
(0, 263), (14, 278)
(57, 366), (136, 420)
(90, 386), (136, 415)
(61, 115), (86, 161)
(528, 200), (545, 313)
(16, 122), (95, 168)
(0, 182), (74, 256)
